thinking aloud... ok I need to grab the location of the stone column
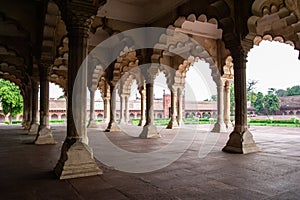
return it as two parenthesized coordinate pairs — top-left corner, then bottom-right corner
(177, 88), (183, 126)
(105, 85), (120, 132)
(119, 94), (126, 124)
(211, 80), (227, 132)
(21, 94), (27, 127)
(138, 87), (146, 126)
(54, 1), (103, 179)
(222, 48), (259, 154)
(139, 74), (160, 138)
(224, 80), (233, 129)
(23, 89), (31, 129)
(28, 78), (39, 135)
(35, 64), (57, 144)
(103, 96), (110, 123)
(124, 95), (129, 124)
(167, 90), (179, 129)
(87, 89), (99, 128)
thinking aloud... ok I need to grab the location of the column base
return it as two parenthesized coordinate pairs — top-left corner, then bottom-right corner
(225, 121), (234, 129)
(166, 118), (179, 129)
(139, 124), (161, 139)
(35, 127), (57, 145)
(138, 119), (146, 126)
(23, 121), (31, 130)
(222, 127), (260, 154)
(103, 118), (110, 123)
(177, 119), (183, 127)
(28, 123), (39, 135)
(105, 121), (120, 132)
(87, 120), (99, 128)
(118, 119), (126, 125)
(54, 138), (102, 180)
(211, 121), (227, 133)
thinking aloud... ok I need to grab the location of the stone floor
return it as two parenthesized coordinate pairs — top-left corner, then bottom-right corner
(0, 124), (300, 200)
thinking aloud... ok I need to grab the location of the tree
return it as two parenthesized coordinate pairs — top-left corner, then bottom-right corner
(230, 84), (235, 115)
(247, 79), (258, 93)
(253, 92), (264, 114)
(247, 79), (258, 105)
(0, 79), (23, 124)
(268, 88), (276, 95)
(285, 85), (300, 96)
(275, 89), (286, 97)
(211, 95), (217, 102)
(263, 93), (279, 115)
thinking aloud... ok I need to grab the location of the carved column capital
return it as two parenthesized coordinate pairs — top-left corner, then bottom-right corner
(231, 46), (247, 70)
(57, 0), (106, 35)
(146, 65), (159, 83)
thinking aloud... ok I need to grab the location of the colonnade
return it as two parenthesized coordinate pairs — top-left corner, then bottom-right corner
(17, 0), (258, 180)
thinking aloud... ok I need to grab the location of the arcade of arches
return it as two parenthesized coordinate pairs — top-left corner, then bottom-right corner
(0, 0), (300, 181)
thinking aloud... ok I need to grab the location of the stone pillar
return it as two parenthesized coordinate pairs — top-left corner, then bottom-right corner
(119, 94), (126, 124)
(103, 96), (110, 123)
(222, 48), (259, 154)
(28, 79), (39, 135)
(177, 88), (183, 126)
(139, 75), (160, 138)
(35, 64), (57, 144)
(211, 80), (227, 132)
(124, 95), (129, 124)
(167, 90), (179, 129)
(224, 80), (233, 129)
(87, 89), (99, 128)
(105, 85), (120, 132)
(54, 1), (103, 179)
(21, 95), (27, 127)
(23, 90), (31, 129)
(138, 87), (146, 126)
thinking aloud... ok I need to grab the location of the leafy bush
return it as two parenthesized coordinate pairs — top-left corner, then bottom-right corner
(50, 120), (65, 124)
(5, 120), (22, 125)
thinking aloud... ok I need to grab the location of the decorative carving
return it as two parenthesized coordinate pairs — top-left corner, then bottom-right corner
(222, 56), (234, 79)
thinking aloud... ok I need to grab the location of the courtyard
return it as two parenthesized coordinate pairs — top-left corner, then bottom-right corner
(0, 124), (299, 199)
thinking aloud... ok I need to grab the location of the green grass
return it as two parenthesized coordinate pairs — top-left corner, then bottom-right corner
(3, 117), (300, 128)
(248, 117), (300, 127)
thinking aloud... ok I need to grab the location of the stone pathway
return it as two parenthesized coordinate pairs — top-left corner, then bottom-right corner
(0, 124), (299, 199)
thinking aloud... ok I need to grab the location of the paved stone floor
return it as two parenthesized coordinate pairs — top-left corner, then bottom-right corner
(0, 124), (300, 200)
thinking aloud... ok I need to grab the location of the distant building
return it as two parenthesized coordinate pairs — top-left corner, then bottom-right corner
(2, 95), (299, 123)
(277, 96), (300, 116)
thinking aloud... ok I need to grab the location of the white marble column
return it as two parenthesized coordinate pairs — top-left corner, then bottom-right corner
(87, 89), (99, 128)
(222, 48), (259, 154)
(177, 88), (183, 126)
(224, 80), (233, 129)
(28, 79), (39, 135)
(124, 95), (129, 124)
(211, 81), (227, 132)
(119, 94), (126, 124)
(103, 96), (110, 123)
(35, 64), (57, 144)
(138, 87), (146, 126)
(167, 90), (179, 129)
(54, 2), (103, 179)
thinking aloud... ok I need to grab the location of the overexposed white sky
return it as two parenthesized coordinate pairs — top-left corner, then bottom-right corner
(247, 40), (300, 94)
(50, 40), (300, 99)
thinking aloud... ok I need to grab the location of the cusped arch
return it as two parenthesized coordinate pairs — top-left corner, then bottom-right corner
(152, 31), (221, 92)
(112, 48), (139, 88)
(253, 34), (296, 47)
(246, 0), (300, 52)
